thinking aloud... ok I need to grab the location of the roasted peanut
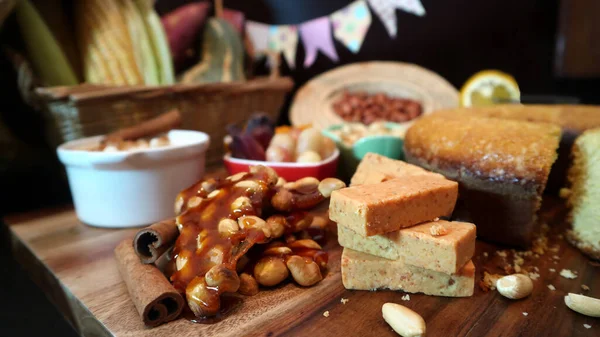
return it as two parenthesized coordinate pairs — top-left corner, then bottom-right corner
(496, 274), (533, 300)
(382, 303), (426, 337)
(218, 218), (240, 236)
(296, 151), (322, 163)
(564, 293), (600, 317)
(227, 172), (248, 183)
(266, 215), (286, 238)
(238, 273), (259, 296)
(174, 195), (184, 215)
(234, 180), (262, 192)
(289, 239), (322, 250)
(254, 256), (289, 286)
(205, 265), (240, 293)
(275, 177), (287, 187)
(186, 277), (220, 317)
(201, 179), (218, 194)
(286, 255), (322, 286)
(272, 187), (324, 212)
(296, 128), (323, 156)
(318, 178), (346, 198)
(206, 246), (224, 265)
(293, 177), (320, 194)
(264, 246), (293, 256)
(250, 165), (279, 187)
(231, 196), (252, 212)
(236, 255), (250, 273)
(187, 196), (202, 208)
(238, 216), (271, 237)
(206, 189), (221, 199)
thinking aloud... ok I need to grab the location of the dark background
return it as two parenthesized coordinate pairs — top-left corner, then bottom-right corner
(1, 0), (599, 336)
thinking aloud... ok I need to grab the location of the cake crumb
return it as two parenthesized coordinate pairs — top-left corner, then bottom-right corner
(560, 269), (578, 279)
(533, 266), (539, 272)
(401, 294), (410, 301)
(528, 272), (540, 281)
(430, 224), (448, 236)
(552, 255), (560, 260)
(549, 268), (556, 273)
(323, 311), (330, 317)
(483, 252), (489, 258)
(548, 284), (556, 291)
(534, 254), (540, 259)
(340, 298), (349, 304)
(582, 285), (590, 291)
(496, 250), (507, 258)
(522, 312), (528, 316)
(549, 245), (560, 253)
(481, 272), (503, 291)
(584, 324), (591, 329)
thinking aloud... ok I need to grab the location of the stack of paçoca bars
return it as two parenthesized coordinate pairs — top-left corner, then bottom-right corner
(329, 153), (477, 297)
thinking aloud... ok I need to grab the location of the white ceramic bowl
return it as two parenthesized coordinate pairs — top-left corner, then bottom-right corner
(57, 130), (210, 228)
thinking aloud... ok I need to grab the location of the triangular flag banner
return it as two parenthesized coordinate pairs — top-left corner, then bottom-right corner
(268, 25), (298, 69)
(397, 0), (426, 17)
(222, 8), (245, 35)
(246, 20), (270, 55)
(367, 0), (426, 38)
(299, 16), (339, 67)
(330, 0), (372, 53)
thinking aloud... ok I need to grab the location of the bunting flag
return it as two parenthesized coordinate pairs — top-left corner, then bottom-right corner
(242, 0), (426, 68)
(367, 0), (426, 37)
(222, 8), (245, 35)
(268, 25), (298, 69)
(330, 0), (372, 53)
(246, 20), (270, 54)
(299, 17), (339, 67)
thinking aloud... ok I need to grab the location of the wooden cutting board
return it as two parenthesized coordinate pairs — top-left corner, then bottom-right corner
(5, 198), (599, 337)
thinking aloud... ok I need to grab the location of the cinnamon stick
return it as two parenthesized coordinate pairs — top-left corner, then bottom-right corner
(105, 109), (182, 142)
(114, 240), (184, 327)
(133, 219), (179, 264)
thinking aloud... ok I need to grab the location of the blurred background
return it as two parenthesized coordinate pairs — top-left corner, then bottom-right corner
(0, 0), (599, 335)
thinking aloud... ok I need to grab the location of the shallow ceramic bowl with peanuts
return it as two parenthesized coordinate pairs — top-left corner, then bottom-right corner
(224, 148), (339, 182)
(57, 130), (210, 228)
(322, 122), (406, 179)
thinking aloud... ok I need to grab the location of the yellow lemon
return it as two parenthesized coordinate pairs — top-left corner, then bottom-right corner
(460, 70), (520, 107)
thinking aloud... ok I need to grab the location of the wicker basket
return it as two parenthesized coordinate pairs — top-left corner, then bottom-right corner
(35, 76), (293, 166)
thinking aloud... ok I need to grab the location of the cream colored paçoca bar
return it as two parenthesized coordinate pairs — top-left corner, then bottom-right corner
(350, 152), (444, 186)
(338, 220), (476, 274)
(341, 248), (475, 297)
(330, 175), (458, 237)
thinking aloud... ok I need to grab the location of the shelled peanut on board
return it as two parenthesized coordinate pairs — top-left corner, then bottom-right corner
(169, 165), (345, 318)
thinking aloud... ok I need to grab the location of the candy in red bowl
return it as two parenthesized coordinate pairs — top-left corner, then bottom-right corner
(224, 148), (339, 181)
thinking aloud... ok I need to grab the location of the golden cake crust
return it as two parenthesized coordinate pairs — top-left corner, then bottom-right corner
(404, 114), (561, 192)
(433, 105), (600, 133)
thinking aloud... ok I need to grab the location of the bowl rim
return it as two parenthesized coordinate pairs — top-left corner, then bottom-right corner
(322, 122), (408, 151)
(57, 130), (210, 154)
(224, 147), (340, 168)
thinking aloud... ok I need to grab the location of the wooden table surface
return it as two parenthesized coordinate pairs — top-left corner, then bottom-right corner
(5, 194), (600, 336)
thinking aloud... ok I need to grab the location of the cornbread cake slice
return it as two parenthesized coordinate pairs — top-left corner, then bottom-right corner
(341, 248), (474, 297)
(432, 105), (600, 192)
(338, 220), (476, 274)
(350, 153), (444, 186)
(563, 128), (600, 260)
(329, 176), (458, 237)
(404, 114), (561, 247)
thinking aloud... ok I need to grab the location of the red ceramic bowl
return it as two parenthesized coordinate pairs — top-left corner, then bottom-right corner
(223, 148), (340, 181)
